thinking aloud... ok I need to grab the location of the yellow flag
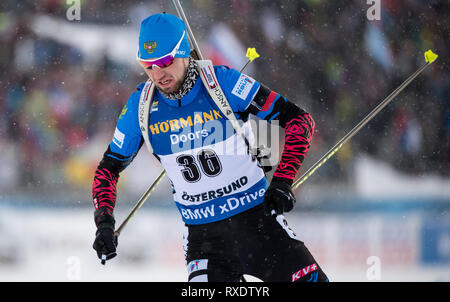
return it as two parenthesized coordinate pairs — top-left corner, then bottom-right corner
(424, 50), (438, 63)
(246, 48), (260, 62)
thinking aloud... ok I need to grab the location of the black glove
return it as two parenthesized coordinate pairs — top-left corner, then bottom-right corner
(263, 178), (296, 216)
(93, 209), (118, 265)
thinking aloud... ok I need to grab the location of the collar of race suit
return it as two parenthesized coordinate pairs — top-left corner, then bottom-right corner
(159, 57), (199, 102)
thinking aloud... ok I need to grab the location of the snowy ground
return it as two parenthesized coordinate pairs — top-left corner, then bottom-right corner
(1, 205), (449, 282)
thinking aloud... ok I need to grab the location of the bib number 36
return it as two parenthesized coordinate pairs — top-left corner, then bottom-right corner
(176, 149), (222, 183)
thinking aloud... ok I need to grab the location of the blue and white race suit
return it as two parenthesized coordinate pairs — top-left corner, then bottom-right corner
(109, 66), (270, 225)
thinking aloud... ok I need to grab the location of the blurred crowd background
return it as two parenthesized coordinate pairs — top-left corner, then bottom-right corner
(0, 0), (448, 197)
(0, 0), (449, 281)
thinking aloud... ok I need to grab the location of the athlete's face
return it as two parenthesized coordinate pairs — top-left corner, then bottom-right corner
(144, 57), (189, 94)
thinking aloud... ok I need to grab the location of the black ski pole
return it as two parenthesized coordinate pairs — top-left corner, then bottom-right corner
(292, 50), (438, 191)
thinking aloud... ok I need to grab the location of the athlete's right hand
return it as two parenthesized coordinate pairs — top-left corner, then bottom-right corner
(93, 208), (118, 264)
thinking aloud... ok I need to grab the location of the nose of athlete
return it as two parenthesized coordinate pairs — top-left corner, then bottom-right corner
(151, 65), (166, 81)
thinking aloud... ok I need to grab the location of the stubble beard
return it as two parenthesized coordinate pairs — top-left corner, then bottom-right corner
(157, 77), (184, 94)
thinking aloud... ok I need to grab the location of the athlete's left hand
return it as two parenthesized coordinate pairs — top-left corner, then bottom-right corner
(263, 179), (296, 216)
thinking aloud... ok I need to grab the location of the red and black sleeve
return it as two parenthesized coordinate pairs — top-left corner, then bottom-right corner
(92, 144), (142, 227)
(242, 84), (315, 185)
